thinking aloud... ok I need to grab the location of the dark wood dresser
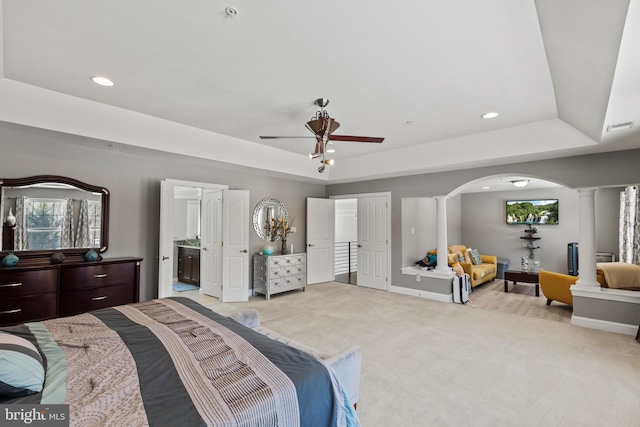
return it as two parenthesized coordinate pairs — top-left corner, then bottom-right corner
(0, 257), (142, 326)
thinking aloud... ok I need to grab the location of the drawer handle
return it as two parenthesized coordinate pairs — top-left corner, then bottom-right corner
(0, 282), (23, 288)
(94, 274), (108, 278)
(92, 296), (107, 301)
(0, 308), (21, 315)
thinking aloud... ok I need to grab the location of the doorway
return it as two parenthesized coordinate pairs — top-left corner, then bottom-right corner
(334, 199), (358, 285)
(329, 192), (391, 291)
(158, 179), (250, 302)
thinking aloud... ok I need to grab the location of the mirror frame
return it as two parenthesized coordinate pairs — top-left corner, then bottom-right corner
(0, 175), (110, 259)
(252, 197), (288, 241)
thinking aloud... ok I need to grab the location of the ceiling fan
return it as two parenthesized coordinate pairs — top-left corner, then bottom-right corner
(260, 98), (384, 173)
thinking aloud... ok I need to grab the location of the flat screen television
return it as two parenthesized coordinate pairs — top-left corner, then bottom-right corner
(506, 199), (559, 225)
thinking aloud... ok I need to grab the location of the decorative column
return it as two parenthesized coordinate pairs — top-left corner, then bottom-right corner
(434, 196), (450, 273)
(575, 188), (600, 287)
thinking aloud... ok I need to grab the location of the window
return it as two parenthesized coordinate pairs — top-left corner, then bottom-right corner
(88, 200), (102, 247)
(25, 198), (67, 250)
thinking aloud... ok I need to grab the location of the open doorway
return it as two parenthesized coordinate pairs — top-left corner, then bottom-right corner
(335, 199), (358, 285)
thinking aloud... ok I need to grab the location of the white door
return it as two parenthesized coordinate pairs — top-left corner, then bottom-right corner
(158, 180), (175, 298)
(307, 198), (335, 284)
(200, 190), (222, 298)
(357, 196), (388, 290)
(222, 190), (250, 302)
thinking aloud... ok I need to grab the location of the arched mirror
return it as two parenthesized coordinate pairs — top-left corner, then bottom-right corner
(0, 175), (109, 259)
(253, 197), (288, 241)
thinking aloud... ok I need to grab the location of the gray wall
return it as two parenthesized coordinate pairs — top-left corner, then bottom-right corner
(0, 122), (325, 301)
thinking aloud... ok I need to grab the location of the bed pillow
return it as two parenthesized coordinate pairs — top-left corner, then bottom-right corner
(0, 331), (45, 397)
(469, 248), (483, 265)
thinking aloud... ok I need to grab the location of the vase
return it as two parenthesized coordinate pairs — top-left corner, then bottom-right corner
(2, 252), (19, 267)
(5, 208), (16, 227)
(281, 239), (288, 255)
(85, 249), (99, 261)
(263, 245), (274, 256)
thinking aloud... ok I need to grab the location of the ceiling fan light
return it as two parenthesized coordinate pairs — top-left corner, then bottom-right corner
(324, 159), (334, 166)
(309, 153), (321, 160)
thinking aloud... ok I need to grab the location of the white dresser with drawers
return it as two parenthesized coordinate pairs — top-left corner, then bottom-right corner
(253, 253), (306, 300)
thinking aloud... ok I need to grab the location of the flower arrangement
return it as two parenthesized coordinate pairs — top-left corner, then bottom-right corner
(265, 215), (291, 242)
(265, 215), (293, 253)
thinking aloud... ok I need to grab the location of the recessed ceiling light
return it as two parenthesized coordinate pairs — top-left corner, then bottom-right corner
(90, 76), (114, 87)
(482, 186), (491, 190)
(481, 112), (499, 119)
(326, 148), (336, 153)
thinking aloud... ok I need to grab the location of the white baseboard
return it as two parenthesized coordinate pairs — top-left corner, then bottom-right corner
(389, 284), (453, 303)
(571, 315), (639, 336)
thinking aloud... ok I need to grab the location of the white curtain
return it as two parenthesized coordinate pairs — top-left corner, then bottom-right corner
(60, 198), (74, 248)
(13, 196), (28, 251)
(619, 186), (640, 264)
(75, 199), (91, 248)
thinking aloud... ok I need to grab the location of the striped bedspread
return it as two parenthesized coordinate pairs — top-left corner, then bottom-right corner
(3, 297), (356, 427)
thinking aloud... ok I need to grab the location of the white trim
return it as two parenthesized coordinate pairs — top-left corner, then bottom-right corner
(389, 284), (453, 303)
(401, 266), (456, 279)
(571, 315), (639, 336)
(571, 283), (640, 304)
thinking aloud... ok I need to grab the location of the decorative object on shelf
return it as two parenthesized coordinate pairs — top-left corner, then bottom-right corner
(1, 252), (19, 267)
(520, 224), (541, 258)
(521, 256), (529, 270)
(263, 245), (274, 256)
(281, 239), (288, 255)
(4, 208), (16, 227)
(84, 249), (99, 261)
(50, 252), (65, 264)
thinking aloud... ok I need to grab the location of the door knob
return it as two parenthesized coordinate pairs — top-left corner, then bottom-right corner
(308, 243), (314, 247)
(241, 249), (248, 253)
(162, 256), (170, 260)
(357, 244), (362, 248)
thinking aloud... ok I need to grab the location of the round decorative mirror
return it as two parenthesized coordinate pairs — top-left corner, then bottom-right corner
(253, 197), (288, 241)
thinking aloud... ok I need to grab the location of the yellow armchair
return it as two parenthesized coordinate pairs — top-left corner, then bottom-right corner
(539, 270), (577, 306)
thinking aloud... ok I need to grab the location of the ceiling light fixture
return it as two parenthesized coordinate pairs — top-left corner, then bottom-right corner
(511, 179), (530, 188)
(481, 112), (499, 119)
(90, 76), (114, 87)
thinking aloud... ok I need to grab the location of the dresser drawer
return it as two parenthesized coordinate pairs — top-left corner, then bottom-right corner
(59, 283), (135, 316)
(0, 269), (57, 298)
(0, 293), (57, 326)
(60, 262), (135, 291)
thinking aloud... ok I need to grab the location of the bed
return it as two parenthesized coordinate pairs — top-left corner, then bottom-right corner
(0, 297), (360, 426)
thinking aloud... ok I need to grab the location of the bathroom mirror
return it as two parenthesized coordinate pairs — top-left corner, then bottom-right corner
(253, 197), (288, 241)
(0, 175), (110, 258)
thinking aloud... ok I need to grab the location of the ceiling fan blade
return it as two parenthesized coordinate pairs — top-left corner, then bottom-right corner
(328, 135), (384, 143)
(259, 136), (315, 139)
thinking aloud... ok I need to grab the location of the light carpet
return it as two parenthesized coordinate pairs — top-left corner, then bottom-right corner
(199, 282), (640, 427)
